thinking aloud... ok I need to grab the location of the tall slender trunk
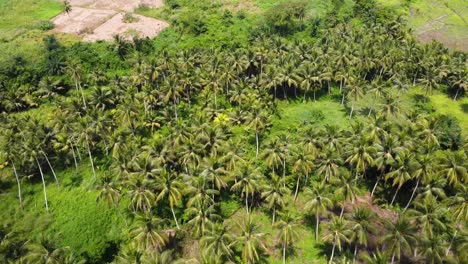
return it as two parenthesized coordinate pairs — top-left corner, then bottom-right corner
(353, 244), (358, 264)
(70, 142), (78, 174)
(368, 97), (376, 116)
(255, 132), (259, 159)
(272, 206), (276, 224)
(12, 161), (23, 209)
(339, 79), (343, 92)
(390, 187), (400, 206)
(35, 157), (49, 213)
(391, 252), (395, 264)
(341, 93), (345, 105)
(371, 173), (382, 199)
(315, 215), (320, 243)
(327, 81), (331, 95)
(349, 101), (355, 119)
(42, 152), (59, 187)
(453, 87), (460, 101)
(446, 229), (457, 256)
(340, 203), (345, 219)
(294, 175), (301, 201)
(85, 135), (97, 182)
(245, 194), (249, 214)
(283, 242), (286, 264)
(403, 178), (420, 212)
(77, 79), (87, 109)
(171, 206), (180, 229)
(314, 89), (317, 102)
(329, 243), (336, 264)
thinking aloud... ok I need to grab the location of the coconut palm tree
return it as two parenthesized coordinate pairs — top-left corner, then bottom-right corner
(154, 170), (184, 229)
(200, 223), (236, 262)
(274, 211), (301, 264)
(246, 108), (270, 158)
(382, 214), (417, 264)
(323, 216), (352, 264)
(439, 151), (467, 188)
(230, 164), (262, 214)
(96, 175), (128, 226)
(23, 237), (70, 264)
(335, 169), (360, 218)
(304, 182), (333, 243)
(291, 145), (315, 200)
(238, 216), (266, 264)
(129, 213), (168, 251)
(127, 175), (155, 213)
(348, 207), (376, 263)
(185, 200), (220, 238)
(261, 174), (289, 223)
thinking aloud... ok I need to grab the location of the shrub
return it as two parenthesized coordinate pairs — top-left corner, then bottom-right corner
(123, 12), (139, 23)
(264, 1), (307, 35)
(37, 20), (55, 31)
(166, 0), (180, 9)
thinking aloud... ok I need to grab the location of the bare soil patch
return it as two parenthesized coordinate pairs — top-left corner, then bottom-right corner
(83, 13), (168, 41)
(52, 0), (167, 41)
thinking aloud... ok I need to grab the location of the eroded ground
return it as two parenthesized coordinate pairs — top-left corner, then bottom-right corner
(52, 0), (168, 41)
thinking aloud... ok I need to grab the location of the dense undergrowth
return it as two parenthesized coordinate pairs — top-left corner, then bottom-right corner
(0, 0), (467, 263)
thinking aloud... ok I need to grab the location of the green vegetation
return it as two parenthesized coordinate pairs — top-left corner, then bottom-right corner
(0, 0), (467, 263)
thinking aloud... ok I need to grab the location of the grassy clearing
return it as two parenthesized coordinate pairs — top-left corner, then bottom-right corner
(429, 92), (468, 133)
(271, 97), (349, 135)
(0, 163), (124, 261)
(0, 0), (61, 41)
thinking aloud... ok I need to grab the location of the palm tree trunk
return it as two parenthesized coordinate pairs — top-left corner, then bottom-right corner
(340, 203), (345, 219)
(349, 101), (355, 119)
(171, 205), (180, 229)
(85, 135), (97, 182)
(272, 206), (276, 224)
(453, 87), (460, 101)
(35, 157), (49, 213)
(329, 243), (336, 264)
(371, 174), (382, 199)
(353, 244), (358, 264)
(314, 89), (317, 102)
(390, 186), (400, 206)
(391, 252), (395, 264)
(341, 93), (345, 105)
(255, 132), (259, 159)
(368, 97), (376, 117)
(294, 175), (301, 201)
(12, 161), (23, 209)
(403, 178), (420, 212)
(245, 194), (249, 214)
(283, 242), (286, 264)
(42, 152), (59, 187)
(315, 215), (320, 243)
(78, 80), (87, 109)
(70, 142), (78, 174)
(446, 229), (457, 256)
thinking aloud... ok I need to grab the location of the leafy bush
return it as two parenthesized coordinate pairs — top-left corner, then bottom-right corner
(166, 0), (180, 9)
(174, 11), (207, 36)
(263, 1), (307, 35)
(435, 115), (463, 150)
(36, 20), (55, 31)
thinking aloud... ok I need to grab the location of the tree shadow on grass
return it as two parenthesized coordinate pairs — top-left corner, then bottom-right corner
(461, 103), (468, 114)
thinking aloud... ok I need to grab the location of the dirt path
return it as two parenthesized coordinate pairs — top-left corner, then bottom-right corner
(52, 0), (168, 42)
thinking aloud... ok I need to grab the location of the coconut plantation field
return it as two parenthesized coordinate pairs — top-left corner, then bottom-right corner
(0, 0), (467, 264)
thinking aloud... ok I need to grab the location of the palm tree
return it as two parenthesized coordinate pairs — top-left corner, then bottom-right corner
(404, 154), (434, 211)
(247, 108), (269, 158)
(291, 145), (315, 200)
(385, 152), (415, 206)
(200, 223), (236, 262)
(154, 170), (184, 229)
(274, 211), (301, 264)
(382, 214), (417, 264)
(238, 216), (266, 264)
(65, 60), (86, 109)
(362, 249), (389, 264)
(348, 207), (376, 263)
(63, 0), (72, 15)
(323, 216), (352, 264)
(230, 164), (262, 214)
(261, 174), (289, 223)
(345, 138), (375, 179)
(346, 81), (364, 118)
(186, 200), (220, 238)
(439, 151), (467, 188)
(304, 182), (333, 243)
(408, 196), (447, 237)
(316, 149), (342, 183)
(420, 234), (448, 264)
(23, 237), (70, 264)
(129, 213), (168, 251)
(96, 175), (128, 226)
(127, 175), (155, 213)
(335, 169), (360, 218)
